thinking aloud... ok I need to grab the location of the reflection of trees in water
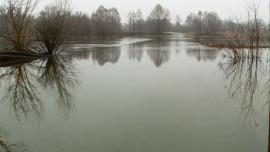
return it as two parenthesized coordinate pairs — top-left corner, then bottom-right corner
(69, 50), (91, 61)
(0, 56), (78, 120)
(147, 49), (170, 67)
(219, 48), (270, 151)
(0, 62), (44, 120)
(174, 40), (181, 55)
(218, 49), (267, 125)
(186, 48), (219, 62)
(146, 39), (171, 67)
(175, 48), (181, 55)
(38, 56), (77, 117)
(144, 39), (172, 49)
(91, 47), (121, 66)
(128, 43), (144, 62)
(0, 127), (28, 152)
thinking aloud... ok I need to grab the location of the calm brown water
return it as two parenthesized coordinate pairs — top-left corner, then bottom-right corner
(0, 34), (269, 152)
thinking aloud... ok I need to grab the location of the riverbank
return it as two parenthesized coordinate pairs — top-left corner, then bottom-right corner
(184, 33), (270, 49)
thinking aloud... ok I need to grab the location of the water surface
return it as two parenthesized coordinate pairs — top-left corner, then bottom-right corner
(0, 34), (269, 152)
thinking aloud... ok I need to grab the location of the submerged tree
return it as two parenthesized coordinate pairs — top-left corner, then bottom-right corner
(0, 0), (37, 51)
(35, 0), (72, 55)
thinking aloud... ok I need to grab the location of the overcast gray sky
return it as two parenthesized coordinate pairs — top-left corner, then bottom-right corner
(36, 0), (269, 23)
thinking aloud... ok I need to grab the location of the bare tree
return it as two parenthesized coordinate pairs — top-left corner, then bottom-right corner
(202, 11), (222, 35)
(127, 11), (137, 35)
(35, 0), (72, 55)
(228, 0), (264, 49)
(0, 0), (37, 51)
(127, 9), (144, 35)
(184, 11), (222, 35)
(147, 4), (170, 34)
(91, 6), (121, 38)
(175, 15), (182, 32)
(245, 0), (261, 49)
(92, 5), (107, 38)
(70, 11), (92, 37)
(107, 8), (121, 37)
(136, 9), (144, 34)
(185, 13), (196, 32)
(222, 19), (236, 32)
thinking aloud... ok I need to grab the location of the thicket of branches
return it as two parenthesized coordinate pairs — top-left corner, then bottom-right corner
(35, 0), (72, 54)
(90, 6), (121, 38)
(0, 0), (37, 51)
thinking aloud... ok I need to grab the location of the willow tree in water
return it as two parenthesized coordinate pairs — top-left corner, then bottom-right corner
(35, 0), (72, 55)
(0, 0), (37, 51)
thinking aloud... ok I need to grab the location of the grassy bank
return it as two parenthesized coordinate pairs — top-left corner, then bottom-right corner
(184, 32), (270, 49)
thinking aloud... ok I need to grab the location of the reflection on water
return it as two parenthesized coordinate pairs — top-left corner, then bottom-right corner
(218, 49), (270, 152)
(0, 55), (78, 120)
(186, 48), (219, 62)
(69, 37), (222, 68)
(147, 49), (170, 67)
(219, 49), (268, 125)
(145, 39), (172, 67)
(91, 47), (121, 66)
(0, 61), (43, 120)
(1, 35), (270, 152)
(69, 48), (91, 60)
(0, 127), (28, 152)
(38, 56), (77, 117)
(219, 48), (270, 151)
(69, 39), (175, 67)
(128, 44), (144, 62)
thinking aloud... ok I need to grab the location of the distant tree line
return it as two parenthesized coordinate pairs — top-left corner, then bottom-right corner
(176, 10), (267, 37)
(0, 0), (268, 55)
(183, 11), (223, 35)
(125, 4), (171, 35)
(0, 1), (268, 38)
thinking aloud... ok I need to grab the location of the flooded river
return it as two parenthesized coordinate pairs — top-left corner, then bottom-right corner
(0, 34), (269, 152)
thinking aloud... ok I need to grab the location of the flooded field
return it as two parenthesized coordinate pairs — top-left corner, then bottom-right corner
(0, 34), (269, 152)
